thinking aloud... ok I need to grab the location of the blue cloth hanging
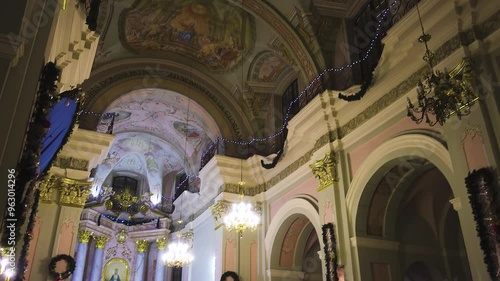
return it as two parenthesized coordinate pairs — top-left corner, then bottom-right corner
(39, 97), (77, 174)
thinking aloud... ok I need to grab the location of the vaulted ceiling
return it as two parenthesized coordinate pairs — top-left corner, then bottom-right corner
(82, 0), (358, 197)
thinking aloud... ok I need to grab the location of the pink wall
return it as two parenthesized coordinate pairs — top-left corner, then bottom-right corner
(225, 238), (236, 272)
(462, 132), (489, 171)
(279, 217), (309, 267)
(250, 242), (258, 281)
(269, 177), (318, 222)
(57, 220), (75, 255)
(349, 118), (439, 180)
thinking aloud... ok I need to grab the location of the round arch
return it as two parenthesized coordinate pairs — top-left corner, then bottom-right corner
(80, 58), (254, 141)
(265, 196), (324, 270)
(346, 134), (455, 236)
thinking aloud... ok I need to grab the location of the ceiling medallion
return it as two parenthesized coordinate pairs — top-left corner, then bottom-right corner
(406, 5), (477, 126)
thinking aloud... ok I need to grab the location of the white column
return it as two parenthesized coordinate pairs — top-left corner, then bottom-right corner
(134, 240), (149, 281)
(71, 230), (93, 281)
(155, 238), (167, 281)
(89, 236), (109, 281)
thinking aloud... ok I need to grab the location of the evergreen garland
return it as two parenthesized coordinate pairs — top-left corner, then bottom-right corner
(464, 168), (500, 280)
(322, 223), (339, 281)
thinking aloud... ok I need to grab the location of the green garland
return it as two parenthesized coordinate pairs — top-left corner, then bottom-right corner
(322, 223), (339, 281)
(1, 62), (84, 281)
(464, 167), (500, 279)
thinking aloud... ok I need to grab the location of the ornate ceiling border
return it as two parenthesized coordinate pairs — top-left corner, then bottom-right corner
(240, 0), (318, 80)
(82, 67), (246, 140)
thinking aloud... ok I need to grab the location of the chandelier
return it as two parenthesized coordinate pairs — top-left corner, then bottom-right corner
(162, 231), (194, 268)
(223, 161), (261, 238)
(406, 4), (477, 126)
(223, 199), (261, 237)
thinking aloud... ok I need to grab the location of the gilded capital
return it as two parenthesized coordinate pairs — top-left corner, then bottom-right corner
(210, 200), (229, 230)
(156, 238), (168, 250)
(309, 152), (338, 191)
(135, 240), (149, 253)
(59, 179), (91, 207)
(94, 236), (110, 249)
(78, 230), (93, 243)
(38, 175), (58, 203)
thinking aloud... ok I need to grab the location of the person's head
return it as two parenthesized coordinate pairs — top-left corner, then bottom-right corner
(220, 271), (239, 281)
(114, 268), (119, 274)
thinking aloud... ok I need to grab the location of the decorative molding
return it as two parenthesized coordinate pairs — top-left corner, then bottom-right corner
(135, 240), (149, 253)
(94, 236), (110, 249)
(53, 156), (89, 171)
(449, 197), (462, 211)
(210, 200), (229, 230)
(310, 152), (338, 191)
(59, 181), (92, 207)
(461, 124), (484, 144)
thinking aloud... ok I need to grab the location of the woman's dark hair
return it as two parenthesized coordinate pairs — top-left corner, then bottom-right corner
(220, 271), (240, 281)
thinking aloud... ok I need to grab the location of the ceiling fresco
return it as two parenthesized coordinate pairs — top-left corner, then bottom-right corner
(120, 0), (255, 71)
(249, 51), (293, 83)
(96, 88), (220, 158)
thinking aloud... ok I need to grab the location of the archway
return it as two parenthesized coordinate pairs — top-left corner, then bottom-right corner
(346, 134), (473, 281)
(265, 197), (324, 281)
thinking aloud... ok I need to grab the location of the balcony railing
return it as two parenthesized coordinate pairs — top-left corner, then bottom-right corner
(199, 0), (420, 170)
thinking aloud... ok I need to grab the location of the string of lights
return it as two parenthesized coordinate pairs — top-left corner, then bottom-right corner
(199, 0), (396, 157)
(98, 213), (160, 226)
(81, 1), (396, 190)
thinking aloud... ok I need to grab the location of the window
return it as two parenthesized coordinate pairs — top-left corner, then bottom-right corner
(112, 176), (138, 195)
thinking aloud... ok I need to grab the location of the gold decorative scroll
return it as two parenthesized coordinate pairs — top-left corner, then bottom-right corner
(78, 230), (93, 243)
(94, 236), (110, 249)
(38, 175), (58, 203)
(309, 152), (338, 191)
(210, 200), (229, 230)
(156, 238), (168, 250)
(135, 240), (149, 253)
(59, 179), (92, 207)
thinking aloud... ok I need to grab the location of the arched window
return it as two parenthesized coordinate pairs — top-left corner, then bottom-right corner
(112, 176), (139, 195)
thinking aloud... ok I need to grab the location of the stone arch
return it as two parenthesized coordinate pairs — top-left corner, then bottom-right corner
(265, 196), (323, 272)
(80, 58), (254, 141)
(346, 134), (455, 235)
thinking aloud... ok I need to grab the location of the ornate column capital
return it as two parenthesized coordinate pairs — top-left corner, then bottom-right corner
(38, 175), (58, 203)
(310, 152), (338, 191)
(94, 236), (110, 249)
(59, 178), (92, 207)
(135, 240), (149, 253)
(156, 238), (168, 250)
(210, 200), (229, 229)
(78, 230), (93, 243)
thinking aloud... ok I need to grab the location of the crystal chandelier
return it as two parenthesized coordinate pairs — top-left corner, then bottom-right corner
(406, 4), (477, 126)
(223, 161), (261, 238)
(162, 231), (194, 268)
(223, 199), (261, 237)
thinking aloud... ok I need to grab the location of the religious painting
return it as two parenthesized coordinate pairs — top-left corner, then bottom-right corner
(103, 258), (129, 281)
(249, 51), (288, 83)
(121, 0), (255, 71)
(173, 121), (204, 148)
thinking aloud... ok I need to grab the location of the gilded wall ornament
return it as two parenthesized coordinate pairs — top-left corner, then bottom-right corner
(135, 240), (149, 253)
(116, 229), (128, 244)
(38, 175), (58, 203)
(59, 179), (91, 207)
(78, 230), (93, 243)
(309, 152), (338, 191)
(210, 200), (229, 230)
(156, 238), (168, 250)
(94, 236), (110, 249)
